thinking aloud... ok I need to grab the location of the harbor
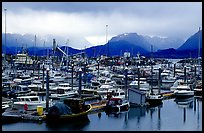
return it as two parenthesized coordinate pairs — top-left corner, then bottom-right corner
(2, 97), (202, 131)
(2, 49), (202, 131)
(2, 2), (202, 131)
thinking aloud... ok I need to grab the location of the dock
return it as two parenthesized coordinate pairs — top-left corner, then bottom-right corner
(2, 109), (46, 123)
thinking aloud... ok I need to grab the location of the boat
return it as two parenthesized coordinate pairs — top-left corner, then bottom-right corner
(194, 80), (202, 96)
(46, 98), (92, 121)
(170, 79), (190, 91)
(81, 88), (102, 100)
(2, 98), (11, 113)
(49, 83), (72, 94)
(97, 84), (113, 99)
(129, 80), (150, 92)
(173, 85), (194, 99)
(50, 71), (65, 83)
(106, 88), (126, 100)
(28, 80), (42, 91)
(2, 104), (10, 113)
(12, 96), (46, 111)
(145, 93), (163, 107)
(12, 85), (32, 96)
(49, 88), (79, 101)
(105, 97), (130, 114)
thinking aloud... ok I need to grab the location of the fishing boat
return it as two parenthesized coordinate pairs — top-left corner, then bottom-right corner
(46, 98), (92, 121)
(12, 96), (46, 111)
(105, 97), (130, 114)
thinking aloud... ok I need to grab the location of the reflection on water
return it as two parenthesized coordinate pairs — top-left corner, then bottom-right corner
(174, 97), (194, 108)
(128, 107), (146, 120)
(45, 117), (90, 131)
(2, 97), (202, 131)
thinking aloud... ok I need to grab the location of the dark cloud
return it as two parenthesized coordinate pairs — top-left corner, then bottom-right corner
(2, 2), (202, 48)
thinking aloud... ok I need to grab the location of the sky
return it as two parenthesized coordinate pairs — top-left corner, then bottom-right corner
(2, 2), (202, 49)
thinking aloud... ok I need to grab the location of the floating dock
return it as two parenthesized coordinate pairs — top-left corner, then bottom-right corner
(2, 109), (46, 123)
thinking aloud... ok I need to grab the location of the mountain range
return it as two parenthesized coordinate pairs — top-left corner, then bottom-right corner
(2, 29), (202, 58)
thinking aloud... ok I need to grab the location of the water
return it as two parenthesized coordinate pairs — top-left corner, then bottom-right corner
(2, 97), (202, 131)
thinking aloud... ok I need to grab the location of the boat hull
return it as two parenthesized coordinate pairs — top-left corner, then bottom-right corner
(146, 94), (163, 107)
(174, 91), (194, 99)
(46, 104), (92, 122)
(105, 102), (130, 114)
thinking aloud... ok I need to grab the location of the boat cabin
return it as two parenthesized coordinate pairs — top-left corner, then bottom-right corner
(15, 96), (40, 102)
(63, 98), (85, 113)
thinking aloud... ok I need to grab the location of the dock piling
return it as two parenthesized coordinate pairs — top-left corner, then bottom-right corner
(46, 68), (50, 112)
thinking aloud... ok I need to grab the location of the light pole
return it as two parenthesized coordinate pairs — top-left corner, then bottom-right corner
(106, 24), (108, 44)
(106, 24), (109, 57)
(4, 8), (7, 64)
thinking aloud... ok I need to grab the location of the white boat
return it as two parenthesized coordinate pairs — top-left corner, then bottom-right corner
(50, 72), (65, 83)
(129, 80), (150, 92)
(162, 75), (176, 84)
(12, 96), (46, 111)
(49, 83), (72, 93)
(28, 80), (42, 91)
(49, 88), (79, 101)
(49, 83), (79, 100)
(12, 85), (31, 96)
(170, 79), (190, 91)
(107, 88), (126, 100)
(2, 104), (10, 113)
(96, 84), (114, 99)
(173, 85), (194, 98)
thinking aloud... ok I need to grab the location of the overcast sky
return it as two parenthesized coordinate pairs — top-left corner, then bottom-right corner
(2, 2), (202, 49)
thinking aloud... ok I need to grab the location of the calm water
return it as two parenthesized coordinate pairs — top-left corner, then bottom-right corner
(2, 97), (202, 131)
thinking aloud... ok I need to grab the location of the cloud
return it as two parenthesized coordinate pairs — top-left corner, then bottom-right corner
(2, 2), (202, 49)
